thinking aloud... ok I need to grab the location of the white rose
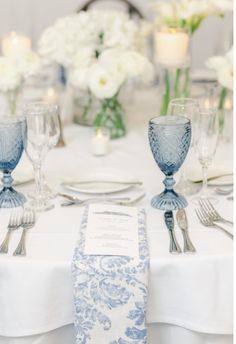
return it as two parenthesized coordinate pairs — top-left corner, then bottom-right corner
(88, 63), (122, 99)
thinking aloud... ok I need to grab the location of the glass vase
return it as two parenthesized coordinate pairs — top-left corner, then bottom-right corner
(0, 87), (22, 116)
(73, 89), (99, 126)
(159, 64), (190, 116)
(218, 88), (233, 142)
(94, 95), (126, 140)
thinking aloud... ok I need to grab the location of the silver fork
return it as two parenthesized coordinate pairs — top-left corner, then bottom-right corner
(199, 199), (233, 226)
(13, 208), (36, 256)
(195, 207), (233, 239)
(0, 210), (22, 253)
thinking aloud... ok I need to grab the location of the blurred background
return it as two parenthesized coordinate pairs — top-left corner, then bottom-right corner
(0, 0), (233, 73)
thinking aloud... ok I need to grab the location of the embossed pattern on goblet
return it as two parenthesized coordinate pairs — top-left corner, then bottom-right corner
(149, 116), (191, 211)
(0, 116), (27, 208)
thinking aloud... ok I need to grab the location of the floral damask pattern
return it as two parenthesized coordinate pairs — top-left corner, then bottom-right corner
(71, 207), (149, 344)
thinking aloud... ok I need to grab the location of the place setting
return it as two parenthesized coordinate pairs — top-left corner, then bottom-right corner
(0, 1), (234, 344)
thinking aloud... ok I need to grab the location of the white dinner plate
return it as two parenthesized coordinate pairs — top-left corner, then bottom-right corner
(62, 181), (134, 195)
(61, 168), (142, 195)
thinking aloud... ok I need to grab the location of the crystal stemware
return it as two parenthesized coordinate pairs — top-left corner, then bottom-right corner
(148, 115), (192, 211)
(0, 116), (27, 208)
(28, 104), (60, 200)
(168, 98), (199, 196)
(24, 102), (53, 211)
(192, 108), (219, 203)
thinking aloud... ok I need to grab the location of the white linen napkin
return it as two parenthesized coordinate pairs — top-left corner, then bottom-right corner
(71, 206), (149, 344)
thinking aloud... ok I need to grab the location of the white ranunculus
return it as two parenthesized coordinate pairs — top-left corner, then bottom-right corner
(14, 51), (41, 78)
(38, 9), (145, 68)
(69, 67), (90, 90)
(120, 51), (154, 83)
(99, 49), (154, 84)
(70, 46), (96, 70)
(0, 57), (22, 92)
(206, 47), (233, 90)
(99, 49), (127, 84)
(88, 63), (122, 99)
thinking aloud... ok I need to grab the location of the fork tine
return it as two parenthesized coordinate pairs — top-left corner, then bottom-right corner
(207, 200), (218, 216)
(199, 200), (209, 215)
(195, 208), (203, 224)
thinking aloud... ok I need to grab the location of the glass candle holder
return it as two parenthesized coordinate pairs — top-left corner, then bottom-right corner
(155, 26), (190, 67)
(91, 127), (110, 156)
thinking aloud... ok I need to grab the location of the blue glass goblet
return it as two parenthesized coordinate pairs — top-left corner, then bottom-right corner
(0, 116), (27, 208)
(148, 116), (191, 211)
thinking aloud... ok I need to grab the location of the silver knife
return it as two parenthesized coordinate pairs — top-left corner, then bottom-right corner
(176, 209), (196, 253)
(164, 211), (182, 254)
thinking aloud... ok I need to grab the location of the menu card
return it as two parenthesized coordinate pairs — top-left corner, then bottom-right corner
(84, 204), (139, 257)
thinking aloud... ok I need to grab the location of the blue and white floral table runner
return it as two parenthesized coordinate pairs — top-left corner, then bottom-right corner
(72, 206), (149, 344)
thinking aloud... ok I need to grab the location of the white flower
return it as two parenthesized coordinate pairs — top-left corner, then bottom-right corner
(99, 49), (154, 84)
(0, 57), (22, 92)
(152, 0), (233, 33)
(69, 67), (90, 90)
(88, 63), (122, 99)
(38, 9), (145, 67)
(208, 0), (233, 12)
(206, 47), (233, 90)
(14, 50), (41, 78)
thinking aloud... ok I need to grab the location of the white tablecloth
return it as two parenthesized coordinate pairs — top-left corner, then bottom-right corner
(0, 90), (233, 343)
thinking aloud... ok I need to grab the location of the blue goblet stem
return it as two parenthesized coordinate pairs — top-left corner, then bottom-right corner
(163, 175), (175, 191)
(2, 170), (13, 190)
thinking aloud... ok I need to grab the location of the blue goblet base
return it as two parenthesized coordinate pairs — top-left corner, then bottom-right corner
(151, 190), (188, 211)
(0, 187), (26, 208)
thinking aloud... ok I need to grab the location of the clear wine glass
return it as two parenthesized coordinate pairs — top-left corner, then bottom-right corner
(148, 115), (192, 211)
(42, 104), (60, 199)
(192, 108), (219, 203)
(24, 102), (54, 211)
(0, 116), (27, 208)
(168, 98), (199, 196)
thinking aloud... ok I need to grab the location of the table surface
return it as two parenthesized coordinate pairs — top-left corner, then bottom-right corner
(0, 90), (233, 337)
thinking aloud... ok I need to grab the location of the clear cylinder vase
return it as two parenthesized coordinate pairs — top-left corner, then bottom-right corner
(0, 87), (22, 116)
(159, 63), (191, 116)
(93, 95), (126, 140)
(73, 89), (99, 126)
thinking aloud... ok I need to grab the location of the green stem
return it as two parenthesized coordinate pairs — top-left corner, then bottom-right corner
(161, 70), (170, 116)
(93, 94), (126, 139)
(82, 92), (92, 122)
(183, 67), (190, 96)
(218, 87), (228, 110)
(218, 87), (228, 135)
(174, 68), (181, 97)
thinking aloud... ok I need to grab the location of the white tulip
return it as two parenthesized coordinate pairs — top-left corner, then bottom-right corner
(206, 46), (233, 90)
